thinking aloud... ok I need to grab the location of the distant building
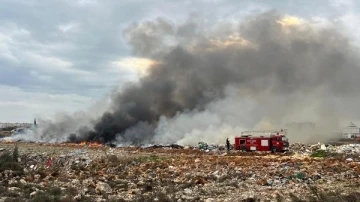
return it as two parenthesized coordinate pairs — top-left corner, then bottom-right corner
(341, 122), (360, 139)
(0, 123), (32, 129)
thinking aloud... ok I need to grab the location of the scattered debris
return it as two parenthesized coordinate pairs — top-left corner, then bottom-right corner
(0, 142), (359, 201)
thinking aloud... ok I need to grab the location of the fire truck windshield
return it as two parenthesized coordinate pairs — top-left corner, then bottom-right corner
(282, 136), (288, 142)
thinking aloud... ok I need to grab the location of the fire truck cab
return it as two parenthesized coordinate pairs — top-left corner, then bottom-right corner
(234, 129), (289, 153)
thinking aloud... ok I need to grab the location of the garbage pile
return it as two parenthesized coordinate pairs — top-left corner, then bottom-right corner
(290, 142), (360, 155)
(335, 144), (360, 154)
(197, 142), (228, 152)
(289, 143), (310, 154)
(142, 144), (184, 149)
(0, 142), (360, 202)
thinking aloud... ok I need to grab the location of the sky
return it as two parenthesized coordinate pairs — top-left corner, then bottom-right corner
(0, 0), (358, 122)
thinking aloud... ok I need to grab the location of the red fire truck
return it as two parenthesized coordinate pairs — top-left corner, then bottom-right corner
(234, 129), (289, 153)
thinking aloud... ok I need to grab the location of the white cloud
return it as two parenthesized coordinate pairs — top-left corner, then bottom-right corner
(58, 22), (79, 33)
(329, 0), (354, 8)
(21, 52), (92, 76)
(1, 0), (360, 123)
(76, 0), (99, 6)
(0, 85), (94, 122)
(29, 71), (52, 82)
(111, 57), (157, 77)
(335, 13), (360, 40)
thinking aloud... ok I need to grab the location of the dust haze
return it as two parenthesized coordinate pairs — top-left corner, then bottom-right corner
(12, 11), (360, 145)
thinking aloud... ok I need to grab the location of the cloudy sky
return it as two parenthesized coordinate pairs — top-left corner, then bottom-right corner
(0, 0), (358, 122)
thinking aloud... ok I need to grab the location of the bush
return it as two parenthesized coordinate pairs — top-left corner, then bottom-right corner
(310, 150), (328, 158)
(29, 192), (54, 202)
(4, 197), (23, 202)
(275, 187), (360, 202)
(0, 146), (23, 175)
(12, 145), (19, 161)
(29, 186), (63, 202)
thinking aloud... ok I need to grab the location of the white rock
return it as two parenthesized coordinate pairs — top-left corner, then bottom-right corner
(8, 179), (17, 185)
(8, 187), (20, 191)
(320, 144), (327, 150)
(30, 191), (37, 197)
(346, 158), (353, 161)
(72, 179), (81, 186)
(95, 182), (112, 194)
(82, 179), (95, 187)
(74, 194), (82, 201)
(184, 188), (192, 194)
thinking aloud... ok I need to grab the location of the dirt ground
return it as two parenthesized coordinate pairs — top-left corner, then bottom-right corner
(0, 141), (360, 202)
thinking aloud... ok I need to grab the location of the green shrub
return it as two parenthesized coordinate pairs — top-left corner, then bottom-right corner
(310, 150), (328, 158)
(0, 148), (23, 175)
(29, 192), (54, 202)
(12, 145), (19, 161)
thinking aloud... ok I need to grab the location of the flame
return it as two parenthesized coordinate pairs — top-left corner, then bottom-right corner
(2, 139), (14, 143)
(56, 141), (103, 148)
(78, 141), (87, 146)
(74, 141), (103, 147)
(87, 141), (103, 147)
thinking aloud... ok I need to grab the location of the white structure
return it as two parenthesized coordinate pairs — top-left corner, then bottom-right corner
(341, 122), (360, 139)
(0, 123), (32, 129)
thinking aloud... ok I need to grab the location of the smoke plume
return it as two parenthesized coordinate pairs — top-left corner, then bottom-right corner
(15, 11), (360, 145)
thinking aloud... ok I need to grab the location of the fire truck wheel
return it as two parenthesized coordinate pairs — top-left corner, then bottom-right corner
(271, 147), (277, 153)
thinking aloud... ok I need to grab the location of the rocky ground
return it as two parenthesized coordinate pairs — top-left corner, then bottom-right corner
(0, 141), (360, 202)
(0, 132), (11, 139)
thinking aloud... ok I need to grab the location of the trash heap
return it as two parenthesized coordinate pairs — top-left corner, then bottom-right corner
(335, 144), (360, 154)
(0, 142), (360, 201)
(290, 142), (360, 156)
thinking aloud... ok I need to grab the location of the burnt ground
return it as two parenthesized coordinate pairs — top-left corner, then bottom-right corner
(0, 141), (359, 202)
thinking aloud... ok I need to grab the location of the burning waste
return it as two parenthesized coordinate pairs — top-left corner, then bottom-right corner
(6, 11), (360, 146)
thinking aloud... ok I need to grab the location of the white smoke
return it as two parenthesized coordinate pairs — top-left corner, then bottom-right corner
(4, 11), (360, 146)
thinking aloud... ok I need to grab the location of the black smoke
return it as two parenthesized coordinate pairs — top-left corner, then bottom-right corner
(37, 11), (360, 144)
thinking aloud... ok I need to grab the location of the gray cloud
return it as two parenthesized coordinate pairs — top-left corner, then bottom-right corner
(2, 0), (360, 144)
(0, 0), (343, 99)
(27, 10), (360, 145)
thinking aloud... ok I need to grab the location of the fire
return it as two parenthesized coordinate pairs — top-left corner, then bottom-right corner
(3, 139), (14, 143)
(57, 141), (103, 148)
(87, 141), (103, 147)
(78, 141), (87, 146)
(75, 141), (103, 147)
